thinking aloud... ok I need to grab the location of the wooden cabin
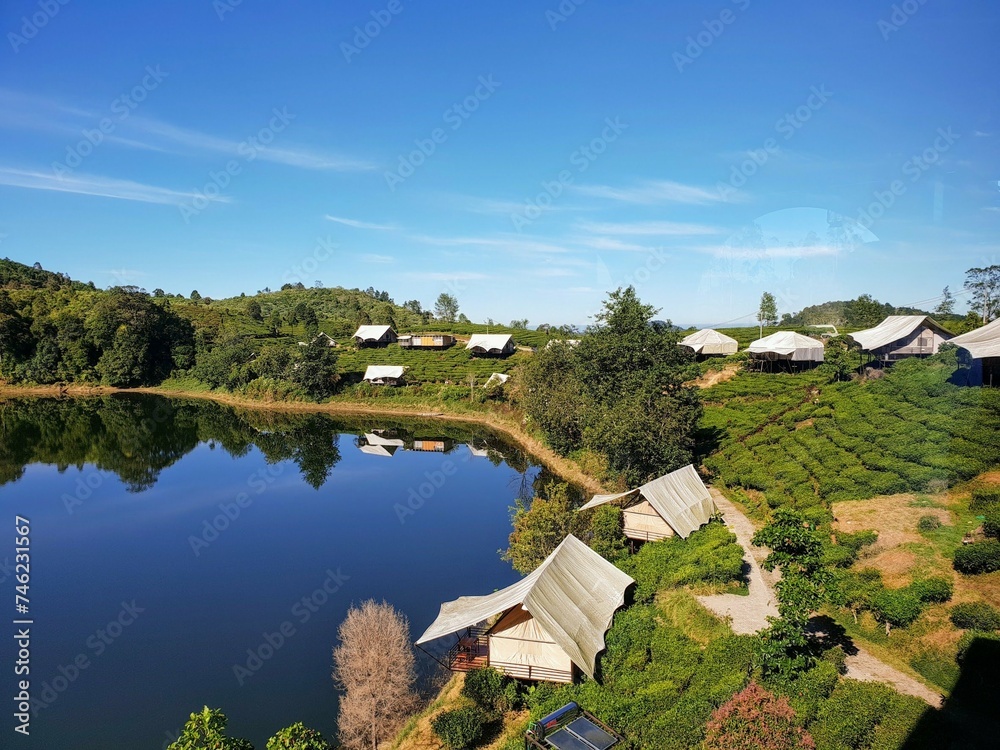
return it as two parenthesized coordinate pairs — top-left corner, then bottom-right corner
(398, 333), (456, 349)
(850, 315), (953, 364)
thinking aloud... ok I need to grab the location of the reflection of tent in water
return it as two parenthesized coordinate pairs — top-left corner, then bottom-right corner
(466, 443), (491, 458)
(416, 535), (634, 683)
(411, 438), (455, 453)
(357, 432), (405, 457)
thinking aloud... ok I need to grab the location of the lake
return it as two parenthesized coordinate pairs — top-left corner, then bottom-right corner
(0, 395), (552, 748)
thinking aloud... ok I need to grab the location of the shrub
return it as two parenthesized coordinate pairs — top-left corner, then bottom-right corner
(265, 722), (333, 750)
(702, 681), (815, 750)
(917, 515), (941, 532)
(950, 602), (1000, 631)
(970, 488), (1000, 511)
(953, 541), (1000, 575)
(956, 630), (1000, 662)
(461, 668), (523, 714)
(867, 694), (934, 750)
(983, 506), (1000, 540)
(907, 576), (953, 604)
(870, 589), (924, 635)
(809, 679), (894, 750)
(431, 707), (486, 750)
(587, 505), (628, 563)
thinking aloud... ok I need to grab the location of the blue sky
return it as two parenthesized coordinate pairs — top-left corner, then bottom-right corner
(0, 1), (997, 327)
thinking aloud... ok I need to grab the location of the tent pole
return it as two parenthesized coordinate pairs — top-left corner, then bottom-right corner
(414, 642), (450, 671)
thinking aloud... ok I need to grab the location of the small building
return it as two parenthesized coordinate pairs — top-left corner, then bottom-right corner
(951, 317), (1000, 387)
(398, 333), (456, 349)
(849, 315), (953, 364)
(352, 325), (397, 348)
(466, 334), (516, 357)
(578, 464), (716, 542)
(415, 535), (634, 683)
(411, 438), (455, 453)
(747, 331), (824, 368)
(358, 432), (405, 457)
(679, 328), (739, 358)
(362, 365), (406, 386)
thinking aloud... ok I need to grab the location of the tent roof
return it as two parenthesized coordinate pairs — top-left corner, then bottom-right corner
(415, 535), (634, 679)
(748, 331), (824, 358)
(484, 372), (510, 387)
(466, 334), (514, 351)
(680, 329), (739, 354)
(849, 315), (953, 351)
(579, 465), (714, 539)
(363, 365), (405, 380)
(951, 318), (1000, 359)
(359, 444), (397, 457)
(353, 325), (394, 340)
(364, 432), (405, 447)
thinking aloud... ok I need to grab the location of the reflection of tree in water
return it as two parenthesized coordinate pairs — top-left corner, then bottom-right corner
(0, 396), (537, 494)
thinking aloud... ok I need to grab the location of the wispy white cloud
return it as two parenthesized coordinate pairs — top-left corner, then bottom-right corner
(574, 236), (650, 252)
(325, 215), (394, 230)
(405, 271), (490, 281)
(360, 253), (394, 264)
(693, 243), (842, 259)
(576, 220), (721, 236)
(0, 166), (226, 205)
(409, 233), (576, 255)
(573, 179), (727, 205)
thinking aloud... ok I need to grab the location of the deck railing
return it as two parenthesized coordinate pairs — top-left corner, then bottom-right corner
(490, 661), (574, 683)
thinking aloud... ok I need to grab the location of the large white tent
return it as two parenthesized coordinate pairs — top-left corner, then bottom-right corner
(578, 464), (715, 540)
(352, 325), (397, 346)
(951, 318), (1000, 359)
(416, 535), (634, 681)
(679, 329), (739, 356)
(849, 315), (952, 360)
(466, 334), (515, 356)
(747, 331), (824, 362)
(362, 365), (406, 385)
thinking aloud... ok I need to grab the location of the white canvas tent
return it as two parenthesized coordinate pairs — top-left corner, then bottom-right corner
(416, 535), (634, 681)
(747, 331), (824, 362)
(362, 365), (406, 385)
(948, 318), (1000, 359)
(849, 315), (952, 360)
(359, 432), (405, 457)
(578, 465), (715, 540)
(680, 329), (738, 356)
(352, 325), (397, 346)
(466, 334), (515, 356)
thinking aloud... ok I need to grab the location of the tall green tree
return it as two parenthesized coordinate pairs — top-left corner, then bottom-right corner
(933, 285), (955, 317)
(168, 707), (253, 750)
(434, 292), (459, 322)
(758, 291), (778, 339)
(844, 294), (889, 328)
(965, 265), (1000, 322)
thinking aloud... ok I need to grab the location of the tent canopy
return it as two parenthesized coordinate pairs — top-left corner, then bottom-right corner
(680, 329), (739, 355)
(466, 334), (514, 352)
(484, 372), (510, 388)
(748, 331), (824, 361)
(363, 365), (405, 381)
(416, 535), (634, 679)
(849, 315), (953, 352)
(950, 318), (1000, 359)
(579, 465), (714, 539)
(353, 325), (394, 341)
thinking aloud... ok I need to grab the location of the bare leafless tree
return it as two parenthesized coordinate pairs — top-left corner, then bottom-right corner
(332, 600), (419, 750)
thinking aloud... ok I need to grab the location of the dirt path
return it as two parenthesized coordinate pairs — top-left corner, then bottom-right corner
(688, 365), (740, 389)
(700, 489), (943, 707)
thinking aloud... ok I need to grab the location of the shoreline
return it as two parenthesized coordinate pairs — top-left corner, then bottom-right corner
(0, 383), (606, 495)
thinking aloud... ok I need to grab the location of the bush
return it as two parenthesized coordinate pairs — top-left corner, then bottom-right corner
(431, 707), (486, 750)
(953, 541), (1000, 575)
(956, 630), (1000, 662)
(587, 505), (628, 563)
(867, 694), (933, 750)
(265, 722), (333, 750)
(809, 679), (894, 750)
(462, 668), (523, 714)
(870, 589), (924, 635)
(970, 488), (1000, 511)
(702, 681), (815, 750)
(983, 507), (1000, 540)
(950, 602), (1000, 631)
(907, 576), (953, 604)
(917, 515), (941, 532)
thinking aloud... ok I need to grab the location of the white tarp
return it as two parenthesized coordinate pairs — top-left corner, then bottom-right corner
(466, 334), (514, 353)
(748, 331), (824, 361)
(416, 535), (634, 679)
(484, 372), (510, 388)
(359, 444), (397, 457)
(577, 465), (714, 539)
(364, 433), (405, 447)
(849, 315), (952, 352)
(363, 365), (405, 382)
(949, 318), (1000, 359)
(622, 500), (675, 541)
(353, 325), (394, 341)
(680, 329), (739, 355)
(487, 607), (574, 675)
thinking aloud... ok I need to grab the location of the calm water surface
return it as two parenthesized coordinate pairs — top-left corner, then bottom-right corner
(0, 396), (549, 749)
